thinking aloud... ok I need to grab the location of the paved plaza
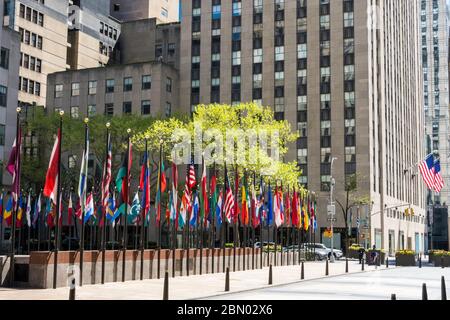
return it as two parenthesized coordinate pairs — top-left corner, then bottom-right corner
(0, 259), (385, 300)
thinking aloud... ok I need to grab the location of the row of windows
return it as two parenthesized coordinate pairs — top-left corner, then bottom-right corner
(99, 22), (118, 40)
(63, 101), (172, 118)
(19, 77), (41, 96)
(54, 75), (166, 98)
(18, 28), (43, 50)
(19, 3), (44, 27)
(19, 52), (42, 73)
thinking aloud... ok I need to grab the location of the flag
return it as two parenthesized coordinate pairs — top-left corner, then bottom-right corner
(267, 185), (273, 226)
(216, 190), (223, 227)
(84, 193), (94, 223)
(67, 193), (73, 226)
(257, 179), (265, 226)
(3, 196), (13, 226)
(106, 193), (118, 222)
(0, 192), (3, 226)
(26, 193), (32, 227)
(200, 159), (208, 226)
(303, 192), (310, 231)
(140, 150), (151, 225)
(44, 129), (61, 202)
(251, 182), (258, 228)
(285, 189), (290, 227)
(16, 194), (24, 228)
(116, 138), (132, 205)
(7, 129), (21, 202)
(224, 174), (234, 224)
(179, 186), (190, 230)
(433, 160), (445, 193)
(156, 155), (165, 224)
(233, 168), (239, 223)
(209, 173), (218, 227)
(171, 162), (179, 229)
(274, 187), (283, 227)
(188, 163), (196, 189)
(129, 192), (141, 224)
(241, 177), (249, 226)
(190, 192), (199, 227)
(101, 133), (112, 210)
(419, 154), (436, 190)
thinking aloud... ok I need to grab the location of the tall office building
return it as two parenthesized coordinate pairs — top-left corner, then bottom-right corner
(421, 0), (449, 206)
(110, 0), (180, 24)
(0, 1), (20, 185)
(180, 0), (426, 254)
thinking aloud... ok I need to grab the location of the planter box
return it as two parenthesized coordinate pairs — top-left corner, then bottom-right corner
(433, 255), (450, 267)
(395, 254), (416, 266)
(347, 250), (361, 260)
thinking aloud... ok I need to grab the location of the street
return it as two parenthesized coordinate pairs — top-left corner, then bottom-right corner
(205, 266), (450, 300)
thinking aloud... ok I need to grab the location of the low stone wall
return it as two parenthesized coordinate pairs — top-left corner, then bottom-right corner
(28, 248), (301, 289)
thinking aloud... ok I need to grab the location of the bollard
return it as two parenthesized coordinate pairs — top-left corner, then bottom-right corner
(362, 258), (365, 271)
(163, 271), (169, 300)
(442, 276), (447, 300)
(391, 294), (396, 300)
(419, 256), (422, 268)
(69, 278), (76, 301)
(225, 267), (230, 292)
(301, 262), (305, 280)
(325, 258), (329, 276)
(422, 283), (428, 300)
(386, 257), (389, 268)
(269, 264), (273, 285)
(345, 258), (348, 273)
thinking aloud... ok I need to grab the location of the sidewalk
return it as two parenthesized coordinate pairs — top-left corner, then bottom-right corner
(0, 260), (392, 300)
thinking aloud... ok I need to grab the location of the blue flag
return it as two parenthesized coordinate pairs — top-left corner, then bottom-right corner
(190, 192), (199, 227)
(267, 185), (273, 227)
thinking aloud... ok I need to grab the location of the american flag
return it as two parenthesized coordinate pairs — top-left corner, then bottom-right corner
(224, 176), (234, 224)
(419, 154), (436, 190)
(188, 163), (196, 189)
(101, 134), (112, 209)
(433, 160), (445, 193)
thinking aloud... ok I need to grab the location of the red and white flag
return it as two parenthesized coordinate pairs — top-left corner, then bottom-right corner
(43, 129), (61, 202)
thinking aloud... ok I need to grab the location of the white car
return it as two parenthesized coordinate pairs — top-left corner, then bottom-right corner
(301, 243), (343, 260)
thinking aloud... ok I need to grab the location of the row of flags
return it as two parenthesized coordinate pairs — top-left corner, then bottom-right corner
(419, 154), (445, 193)
(1, 123), (318, 234)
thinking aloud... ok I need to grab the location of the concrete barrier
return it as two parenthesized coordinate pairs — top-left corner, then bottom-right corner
(27, 248), (274, 288)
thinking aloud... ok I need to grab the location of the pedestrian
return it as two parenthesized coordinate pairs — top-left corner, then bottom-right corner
(358, 247), (365, 264)
(371, 245), (378, 265)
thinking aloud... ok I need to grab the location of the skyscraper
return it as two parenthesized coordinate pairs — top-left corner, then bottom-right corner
(179, 0), (426, 253)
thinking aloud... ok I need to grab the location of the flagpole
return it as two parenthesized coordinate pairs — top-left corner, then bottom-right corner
(10, 107), (22, 286)
(233, 165), (237, 272)
(252, 172), (256, 270)
(211, 162), (216, 274)
(122, 128), (131, 282)
(259, 177), (263, 269)
(140, 137), (148, 281)
(0, 190), (3, 257)
(157, 140), (163, 279)
(222, 165), (227, 272)
(51, 110), (64, 289)
(37, 191), (42, 251)
(27, 189), (31, 254)
(267, 181), (271, 268)
(79, 117), (88, 287)
(101, 122), (111, 284)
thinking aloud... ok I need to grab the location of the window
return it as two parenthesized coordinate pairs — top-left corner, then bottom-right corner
(123, 102), (132, 114)
(106, 79), (115, 93)
(71, 82), (80, 96)
(30, 57), (35, 71)
(0, 86), (7, 107)
(165, 102), (172, 117)
(0, 125), (5, 146)
(141, 100), (151, 115)
(37, 36), (42, 49)
(123, 77), (132, 91)
(88, 105), (97, 117)
(70, 106), (79, 119)
(55, 84), (63, 98)
(0, 48), (9, 69)
(35, 82), (40, 96)
(105, 103), (114, 116)
(36, 59), (42, 72)
(142, 75), (151, 89)
(38, 13), (44, 26)
(88, 80), (97, 95)
(166, 77), (172, 92)
(23, 54), (29, 69)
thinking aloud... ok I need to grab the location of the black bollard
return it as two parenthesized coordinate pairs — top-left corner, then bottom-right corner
(163, 271), (169, 300)
(301, 262), (305, 280)
(442, 276), (447, 301)
(325, 258), (329, 276)
(225, 267), (230, 292)
(269, 264), (273, 285)
(391, 294), (396, 300)
(69, 278), (76, 300)
(362, 258), (365, 271)
(422, 283), (428, 300)
(345, 258), (349, 273)
(386, 257), (389, 268)
(419, 256), (422, 268)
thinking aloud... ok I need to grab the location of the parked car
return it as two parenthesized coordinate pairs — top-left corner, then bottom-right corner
(301, 243), (343, 260)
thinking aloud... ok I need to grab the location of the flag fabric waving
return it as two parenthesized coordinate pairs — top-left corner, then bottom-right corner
(140, 150), (151, 225)
(44, 129), (61, 202)
(84, 193), (94, 223)
(224, 173), (234, 224)
(78, 128), (89, 214)
(26, 193), (32, 227)
(7, 128), (21, 202)
(419, 154), (436, 190)
(433, 160), (445, 193)
(3, 196), (13, 226)
(101, 133), (112, 210)
(267, 185), (273, 227)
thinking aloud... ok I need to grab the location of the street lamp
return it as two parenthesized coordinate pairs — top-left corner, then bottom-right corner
(330, 157), (337, 263)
